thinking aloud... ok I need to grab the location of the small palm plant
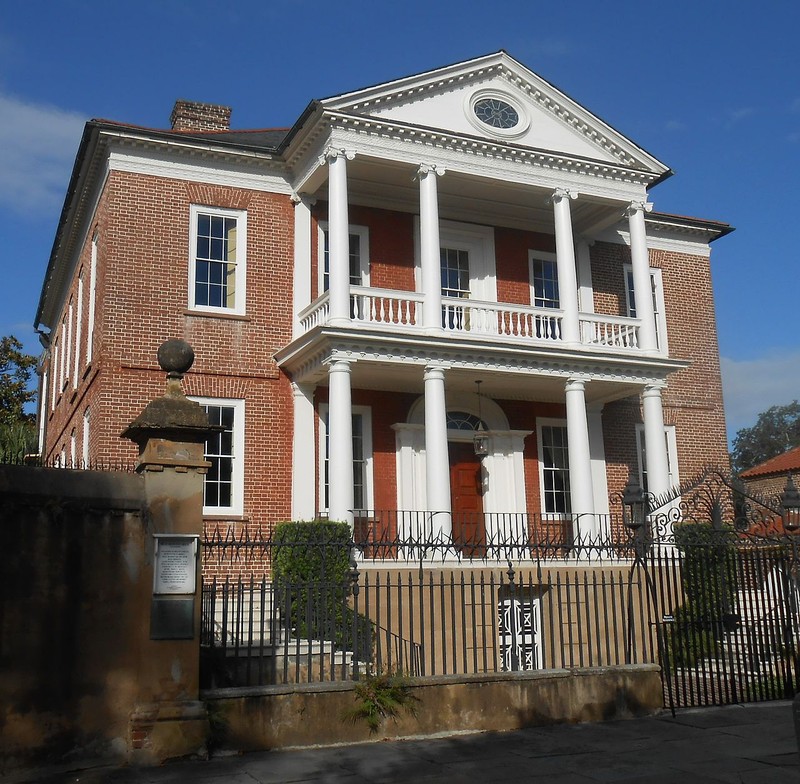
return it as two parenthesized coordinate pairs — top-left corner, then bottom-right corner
(343, 671), (420, 734)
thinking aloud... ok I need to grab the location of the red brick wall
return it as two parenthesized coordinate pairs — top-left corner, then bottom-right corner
(43, 171), (295, 542)
(495, 227), (555, 305)
(591, 240), (730, 500)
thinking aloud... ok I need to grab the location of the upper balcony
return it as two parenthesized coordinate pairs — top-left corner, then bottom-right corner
(298, 286), (643, 355)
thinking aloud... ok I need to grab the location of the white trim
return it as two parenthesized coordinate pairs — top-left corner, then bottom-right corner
(188, 205), (248, 316)
(599, 226), (712, 258)
(415, 219), (497, 302)
(318, 404), (374, 513)
(64, 304), (73, 391)
(107, 146), (290, 195)
(50, 345), (58, 410)
(73, 275), (83, 389)
(190, 397), (245, 516)
(291, 384), (316, 520)
(316, 222), (370, 295)
(38, 371), (48, 453)
(82, 407), (90, 467)
(536, 417), (570, 516)
(528, 249), (559, 308)
(86, 234), (98, 365)
(624, 264), (668, 354)
(464, 88), (531, 140)
(576, 240), (594, 314)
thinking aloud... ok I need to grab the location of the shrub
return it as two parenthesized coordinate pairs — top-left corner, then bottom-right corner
(272, 520), (372, 659)
(342, 671), (420, 734)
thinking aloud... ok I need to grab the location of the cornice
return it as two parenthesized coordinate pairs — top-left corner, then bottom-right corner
(597, 224), (714, 258)
(276, 326), (687, 387)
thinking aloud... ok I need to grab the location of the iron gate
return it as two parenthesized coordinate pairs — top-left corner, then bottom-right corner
(640, 471), (800, 710)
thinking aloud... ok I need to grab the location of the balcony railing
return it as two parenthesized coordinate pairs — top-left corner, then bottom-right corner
(297, 287), (643, 354)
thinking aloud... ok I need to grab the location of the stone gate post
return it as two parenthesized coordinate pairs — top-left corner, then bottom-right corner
(122, 339), (212, 764)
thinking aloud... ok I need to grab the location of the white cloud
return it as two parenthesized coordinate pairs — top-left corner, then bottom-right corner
(665, 119), (687, 131)
(725, 106), (755, 128)
(721, 351), (800, 439)
(0, 92), (86, 216)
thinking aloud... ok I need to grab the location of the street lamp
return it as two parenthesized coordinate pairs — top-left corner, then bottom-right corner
(780, 475), (800, 533)
(622, 472), (647, 532)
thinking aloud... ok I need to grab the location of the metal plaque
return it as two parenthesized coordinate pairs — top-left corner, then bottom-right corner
(153, 535), (198, 595)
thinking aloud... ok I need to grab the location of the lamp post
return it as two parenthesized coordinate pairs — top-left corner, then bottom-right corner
(622, 472), (647, 536)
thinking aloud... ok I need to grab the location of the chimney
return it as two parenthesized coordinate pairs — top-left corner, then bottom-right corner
(169, 100), (232, 132)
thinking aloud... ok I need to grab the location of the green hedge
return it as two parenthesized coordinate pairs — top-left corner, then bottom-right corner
(272, 520), (372, 659)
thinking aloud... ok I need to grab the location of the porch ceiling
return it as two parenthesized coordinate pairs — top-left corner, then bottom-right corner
(307, 157), (622, 235)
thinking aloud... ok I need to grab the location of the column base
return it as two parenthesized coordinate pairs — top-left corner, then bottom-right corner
(128, 700), (209, 765)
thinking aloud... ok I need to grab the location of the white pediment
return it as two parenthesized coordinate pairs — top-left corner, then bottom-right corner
(321, 52), (668, 175)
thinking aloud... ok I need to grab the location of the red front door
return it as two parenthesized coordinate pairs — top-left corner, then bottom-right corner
(449, 441), (485, 555)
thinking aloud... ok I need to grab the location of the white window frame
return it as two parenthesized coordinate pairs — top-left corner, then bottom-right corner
(624, 264), (668, 353)
(38, 371), (48, 452)
(635, 423), (679, 498)
(188, 205), (248, 315)
(64, 301), (73, 391)
(528, 250), (560, 309)
(86, 234), (98, 366)
(317, 222), (370, 295)
(82, 407), (90, 467)
(73, 274), (83, 388)
(413, 219), (497, 302)
(536, 418), (571, 517)
(190, 397), (245, 516)
(50, 345), (58, 410)
(318, 404), (374, 513)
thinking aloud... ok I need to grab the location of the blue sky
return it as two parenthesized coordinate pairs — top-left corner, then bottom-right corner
(1, 0), (798, 442)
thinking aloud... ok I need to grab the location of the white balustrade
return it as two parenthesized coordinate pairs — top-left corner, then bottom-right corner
(350, 286), (423, 327)
(580, 314), (640, 349)
(298, 287), (644, 355)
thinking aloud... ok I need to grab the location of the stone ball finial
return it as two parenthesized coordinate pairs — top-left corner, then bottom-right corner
(157, 338), (195, 379)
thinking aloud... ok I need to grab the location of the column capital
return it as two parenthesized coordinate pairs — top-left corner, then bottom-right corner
(548, 187), (578, 205)
(423, 363), (448, 380)
(642, 382), (666, 397)
(318, 146), (356, 166)
(290, 192), (316, 207)
(326, 356), (353, 374)
(625, 200), (653, 217)
(565, 377), (589, 393)
(416, 163), (446, 179)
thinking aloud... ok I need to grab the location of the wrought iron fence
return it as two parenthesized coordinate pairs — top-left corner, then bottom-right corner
(201, 479), (800, 711)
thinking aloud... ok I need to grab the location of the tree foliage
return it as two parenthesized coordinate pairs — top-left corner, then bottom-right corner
(0, 335), (38, 462)
(731, 401), (800, 474)
(0, 335), (37, 427)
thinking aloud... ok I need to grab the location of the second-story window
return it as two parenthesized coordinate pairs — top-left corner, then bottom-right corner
(189, 206), (247, 315)
(318, 223), (369, 293)
(625, 265), (667, 351)
(530, 252), (560, 309)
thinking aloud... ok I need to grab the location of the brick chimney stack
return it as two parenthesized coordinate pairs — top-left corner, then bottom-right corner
(169, 100), (232, 132)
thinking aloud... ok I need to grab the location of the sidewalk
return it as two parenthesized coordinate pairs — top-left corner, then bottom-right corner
(16, 701), (800, 783)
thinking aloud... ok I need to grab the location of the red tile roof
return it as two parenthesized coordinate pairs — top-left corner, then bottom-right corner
(740, 444), (800, 478)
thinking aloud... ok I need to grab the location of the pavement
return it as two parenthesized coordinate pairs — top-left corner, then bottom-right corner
(10, 701), (800, 784)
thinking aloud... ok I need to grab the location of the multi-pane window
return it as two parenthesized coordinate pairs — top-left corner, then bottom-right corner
(320, 406), (372, 512)
(625, 266), (666, 351)
(190, 207), (246, 314)
(440, 248), (470, 298)
(531, 256), (560, 309)
(321, 229), (367, 291)
(538, 422), (571, 514)
(194, 399), (244, 515)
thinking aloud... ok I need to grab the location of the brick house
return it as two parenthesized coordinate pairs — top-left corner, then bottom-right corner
(34, 51), (732, 555)
(739, 445), (800, 501)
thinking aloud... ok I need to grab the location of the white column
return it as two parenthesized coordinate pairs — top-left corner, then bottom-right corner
(323, 148), (355, 325)
(642, 384), (670, 499)
(627, 201), (658, 352)
(424, 365), (451, 536)
(550, 189), (581, 344)
(328, 358), (354, 526)
(291, 383), (316, 520)
(565, 378), (595, 543)
(291, 193), (314, 339)
(419, 164), (445, 331)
